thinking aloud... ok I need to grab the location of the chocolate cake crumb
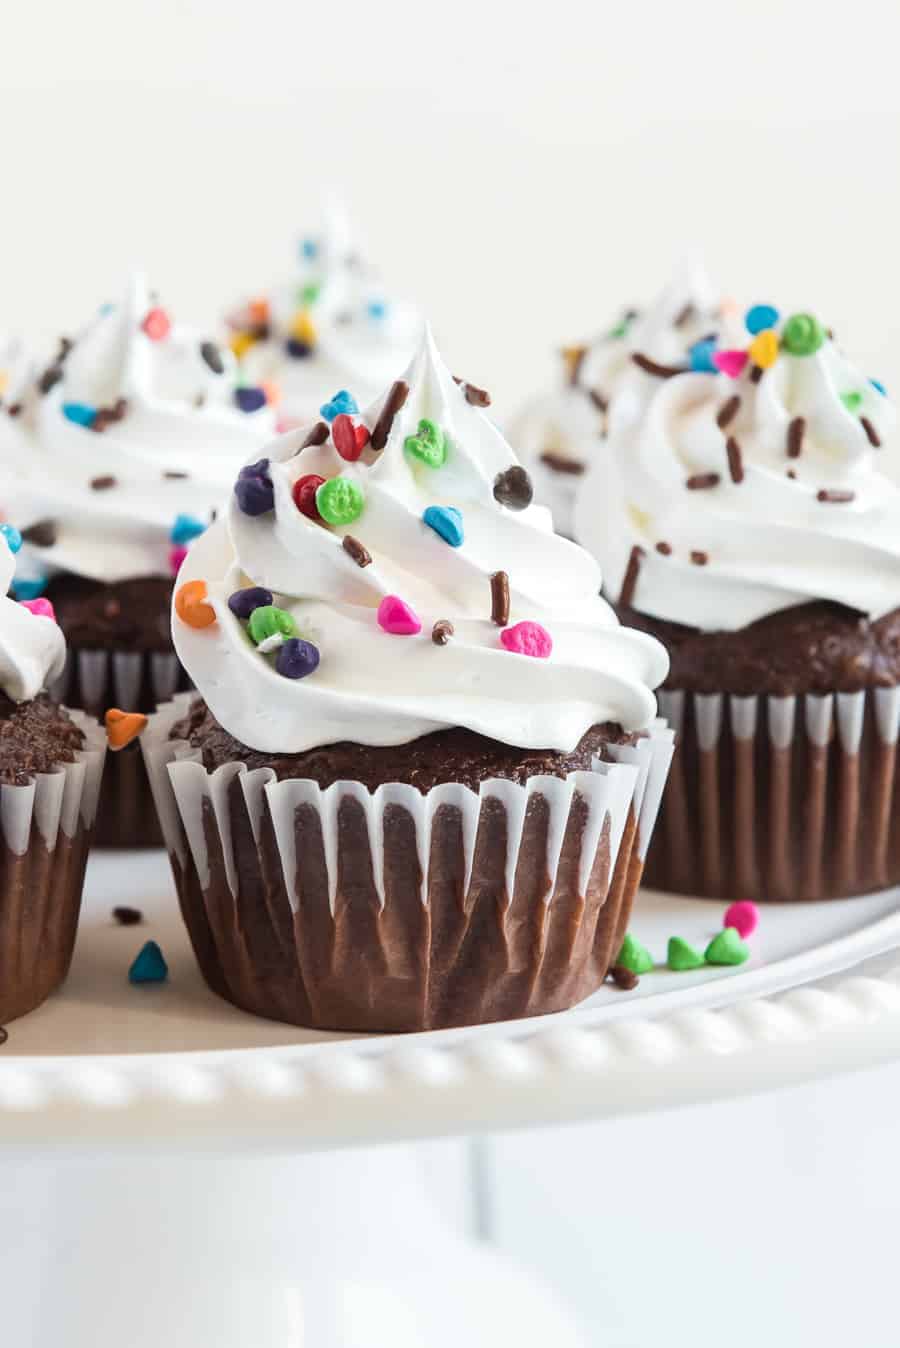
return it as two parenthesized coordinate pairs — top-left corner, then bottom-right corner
(609, 964), (639, 991)
(655, 541), (672, 556)
(0, 692), (84, 786)
(113, 906), (143, 926)
(432, 619), (454, 646)
(690, 550), (709, 566)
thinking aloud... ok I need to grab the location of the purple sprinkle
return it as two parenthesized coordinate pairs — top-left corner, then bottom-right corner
(275, 637), (320, 679)
(228, 586), (273, 619)
(285, 339), (313, 359)
(234, 473), (274, 516)
(239, 457), (270, 480)
(235, 386), (268, 414)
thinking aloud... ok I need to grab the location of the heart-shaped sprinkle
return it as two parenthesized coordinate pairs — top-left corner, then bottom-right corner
(20, 597), (56, 621)
(499, 620), (552, 658)
(175, 579), (216, 629)
(748, 329), (779, 370)
(745, 303), (780, 335)
(105, 708), (149, 751)
(316, 477), (364, 526)
(713, 349), (749, 379)
(141, 308), (171, 342)
(404, 418), (447, 468)
(422, 505), (464, 547)
(616, 933), (654, 975)
(320, 389), (358, 423)
(377, 594), (422, 636)
(723, 899), (759, 938)
(666, 936), (705, 971)
(705, 927), (749, 966)
(292, 474), (326, 520)
(492, 465), (534, 511)
(332, 413), (370, 461)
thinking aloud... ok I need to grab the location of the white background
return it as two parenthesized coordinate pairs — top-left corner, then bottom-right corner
(5, 3), (900, 1343)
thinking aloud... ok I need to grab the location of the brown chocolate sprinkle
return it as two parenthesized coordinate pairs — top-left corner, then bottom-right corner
(673, 301), (696, 328)
(370, 379), (409, 452)
(493, 466), (533, 511)
(301, 420), (330, 449)
(861, 416), (881, 448)
(342, 535), (372, 568)
(164, 470), (189, 479)
(7, 402), (22, 417)
(21, 519), (57, 548)
(200, 340), (225, 375)
(817, 489), (855, 504)
(90, 475), (117, 491)
(432, 619), (454, 646)
(453, 376), (491, 407)
(787, 469), (797, 480)
(690, 550), (709, 566)
(588, 389), (609, 413)
(686, 472), (720, 490)
(619, 544), (645, 608)
(490, 570), (510, 627)
(37, 363), (64, 395)
(749, 365), (764, 384)
(113, 906), (143, 926)
(539, 451), (585, 476)
(787, 416), (805, 458)
(609, 964), (639, 991)
(631, 352), (687, 379)
(655, 541), (672, 556)
(716, 395), (741, 429)
(91, 397), (128, 433)
(0, 1027), (6, 1047)
(726, 436), (744, 484)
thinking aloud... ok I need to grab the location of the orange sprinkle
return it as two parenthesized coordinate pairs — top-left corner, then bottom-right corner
(261, 379), (281, 407)
(105, 708), (148, 751)
(175, 579), (216, 629)
(248, 297), (270, 326)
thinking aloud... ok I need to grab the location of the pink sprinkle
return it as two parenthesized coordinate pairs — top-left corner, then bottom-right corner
(169, 544), (188, 576)
(500, 621), (553, 658)
(724, 900), (758, 939)
(377, 594), (422, 636)
(21, 598), (56, 622)
(713, 349), (749, 379)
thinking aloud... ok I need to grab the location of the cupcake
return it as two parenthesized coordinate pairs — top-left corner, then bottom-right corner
(575, 301), (900, 902)
(0, 529), (106, 1024)
(142, 329), (673, 1032)
(511, 258), (734, 538)
(7, 274), (276, 846)
(225, 203), (424, 424)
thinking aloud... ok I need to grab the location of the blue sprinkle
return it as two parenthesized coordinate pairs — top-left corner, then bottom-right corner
(745, 304), (780, 336)
(423, 505), (464, 547)
(62, 401), (97, 427)
(99, 302), (115, 316)
(688, 338), (718, 373)
(301, 238), (318, 261)
(871, 378), (887, 396)
(367, 299), (388, 320)
(169, 513), (206, 546)
(320, 389), (359, 423)
(235, 386), (267, 414)
(0, 524), (22, 554)
(128, 940), (168, 985)
(11, 575), (48, 600)
(285, 338), (312, 360)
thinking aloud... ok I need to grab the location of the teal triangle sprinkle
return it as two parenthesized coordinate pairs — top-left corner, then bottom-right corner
(129, 940), (168, 985)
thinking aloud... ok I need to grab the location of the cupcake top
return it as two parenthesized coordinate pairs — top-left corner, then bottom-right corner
(8, 274), (276, 591)
(0, 530), (66, 701)
(173, 329), (668, 755)
(575, 305), (900, 632)
(226, 204), (424, 422)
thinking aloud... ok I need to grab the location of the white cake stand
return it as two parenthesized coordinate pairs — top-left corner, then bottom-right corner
(4, 850), (900, 1347)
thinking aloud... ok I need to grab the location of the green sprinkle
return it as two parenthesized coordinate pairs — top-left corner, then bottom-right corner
(781, 313), (826, 357)
(616, 932), (654, 975)
(404, 418), (447, 468)
(840, 391), (863, 413)
(316, 476), (365, 526)
(299, 282), (321, 306)
(666, 936), (705, 971)
(704, 927), (749, 967)
(248, 604), (297, 646)
(608, 320), (628, 339)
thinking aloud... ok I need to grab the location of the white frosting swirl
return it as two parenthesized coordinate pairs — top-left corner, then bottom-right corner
(575, 316), (900, 630)
(174, 330), (668, 754)
(8, 275), (275, 585)
(0, 538), (66, 700)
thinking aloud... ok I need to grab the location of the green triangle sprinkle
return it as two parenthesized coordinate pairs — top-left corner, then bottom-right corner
(705, 927), (749, 966)
(616, 932), (654, 975)
(667, 936), (705, 971)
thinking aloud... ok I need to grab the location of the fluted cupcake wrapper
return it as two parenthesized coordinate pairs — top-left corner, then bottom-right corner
(142, 695), (674, 1032)
(48, 647), (190, 848)
(646, 687), (900, 902)
(0, 711), (106, 1024)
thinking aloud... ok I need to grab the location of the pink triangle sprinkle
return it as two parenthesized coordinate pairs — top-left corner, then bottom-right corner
(20, 598), (56, 622)
(713, 349), (749, 378)
(377, 594), (422, 636)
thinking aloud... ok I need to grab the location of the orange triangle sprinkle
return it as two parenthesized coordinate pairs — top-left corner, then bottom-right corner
(105, 708), (148, 751)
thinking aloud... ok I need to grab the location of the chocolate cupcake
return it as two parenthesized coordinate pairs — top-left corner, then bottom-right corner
(142, 329), (673, 1032)
(8, 274), (276, 845)
(0, 529), (106, 1023)
(576, 302), (900, 901)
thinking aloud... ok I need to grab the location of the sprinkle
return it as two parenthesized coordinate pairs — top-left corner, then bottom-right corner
(539, 451), (585, 475)
(588, 389), (609, 413)
(724, 899), (759, 938)
(726, 437), (744, 484)
(276, 637), (320, 679)
(20, 597), (56, 621)
(292, 473), (326, 520)
(316, 477), (364, 526)
(170, 547), (188, 579)
(199, 340), (224, 375)
(6, 403), (22, 417)
(787, 416), (806, 458)
(688, 338), (718, 373)
(248, 605), (296, 646)
(62, 402), (97, 427)
(561, 344), (588, 383)
(871, 378), (887, 396)
(748, 329), (779, 370)
(129, 940), (168, 984)
(227, 586), (272, 619)
(673, 301), (695, 328)
(377, 594), (421, 636)
(453, 376), (492, 407)
(690, 550), (708, 566)
(90, 475), (117, 490)
(655, 541), (672, 556)
(405, 418), (447, 468)
(840, 391), (863, 413)
(619, 544), (645, 607)
(716, 395), (741, 429)
(493, 465), (533, 511)
(37, 363), (64, 395)
(342, 535), (372, 567)
(285, 338), (313, 359)
(141, 308), (171, 342)
(105, 708), (148, 751)
(781, 313), (826, 357)
(170, 513), (206, 546)
(300, 282), (320, 306)
(615, 933), (653, 975)
(686, 472), (720, 490)
(234, 386), (267, 414)
(490, 570), (510, 626)
(234, 459), (274, 515)
(290, 310), (316, 346)
(332, 413), (370, 461)
(817, 489), (855, 503)
(11, 576), (47, 600)
(423, 505), (464, 548)
(370, 380), (410, 452)
(861, 416), (881, 447)
(713, 349), (748, 379)
(367, 299), (387, 320)
(705, 928), (749, 966)
(0, 523), (22, 553)
(230, 331), (258, 359)
(175, 579), (216, 629)
(609, 964), (639, 991)
(113, 906), (142, 926)
(301, 238), (318, 260)
(164, 469), (189, 479)
(91, 397), (129, 433)
(300, 420), (330, 450)
(745, 304), (780, 335)
(320, 389), (358, 423)
(667, 936), (705, 971)
(432, 619), (454, 645)
(631, 352), (686, 378)
(500, 620), (552, 658)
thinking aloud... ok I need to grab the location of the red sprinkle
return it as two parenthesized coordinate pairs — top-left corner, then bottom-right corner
(500, 620), (553, 659)
(332, 414), (370, 462)
(292, 473), (326, 520)
(141, 308), (171, 342)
